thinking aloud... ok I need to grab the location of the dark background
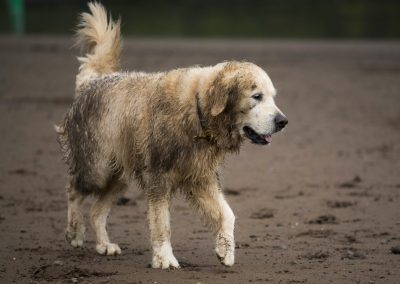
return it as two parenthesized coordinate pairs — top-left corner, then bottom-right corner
(1, 0), (400, 38)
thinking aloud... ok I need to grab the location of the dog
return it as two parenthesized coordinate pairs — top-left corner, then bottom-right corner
(56, 2), (287, 269)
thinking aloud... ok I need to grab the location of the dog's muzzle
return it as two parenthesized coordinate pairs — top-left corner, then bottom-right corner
(243, 114), (288, 145)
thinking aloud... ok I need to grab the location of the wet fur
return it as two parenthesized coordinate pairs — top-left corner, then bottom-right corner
(57, 2), (280, 268)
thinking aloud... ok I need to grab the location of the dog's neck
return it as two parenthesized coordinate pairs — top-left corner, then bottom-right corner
(194, 89), (243, 153)
(194, 92), (213, 142)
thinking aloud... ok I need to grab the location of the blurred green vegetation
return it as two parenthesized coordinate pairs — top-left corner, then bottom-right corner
(1, 0), (400, 38)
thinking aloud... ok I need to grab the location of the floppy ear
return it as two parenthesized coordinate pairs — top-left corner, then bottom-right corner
(207, 71), (235, 117)
(209, 86), (229, 116)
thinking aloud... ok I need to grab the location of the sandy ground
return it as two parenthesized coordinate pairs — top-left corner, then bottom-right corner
(0, 37), (400, 284)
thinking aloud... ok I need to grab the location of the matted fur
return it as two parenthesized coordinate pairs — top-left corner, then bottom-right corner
(57, 2), (287, 269)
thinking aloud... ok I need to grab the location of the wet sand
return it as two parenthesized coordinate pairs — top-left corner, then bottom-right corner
(0, 37), (399, 283)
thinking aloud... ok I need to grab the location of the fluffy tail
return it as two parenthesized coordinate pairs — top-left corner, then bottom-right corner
(75, 2), (121, 76)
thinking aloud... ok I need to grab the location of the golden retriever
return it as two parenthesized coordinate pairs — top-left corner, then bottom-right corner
(56, 2), (288, 269)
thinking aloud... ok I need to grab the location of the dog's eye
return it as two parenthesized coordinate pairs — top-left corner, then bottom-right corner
(251, 93), (263, 101)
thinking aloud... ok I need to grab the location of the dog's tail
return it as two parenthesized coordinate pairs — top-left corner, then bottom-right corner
(75, 2), (121, 77)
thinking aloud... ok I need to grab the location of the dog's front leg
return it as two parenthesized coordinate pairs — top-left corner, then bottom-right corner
(147, 195), (180, 269)
(214, 193), (235, 267)
(188, 185), (235, 266)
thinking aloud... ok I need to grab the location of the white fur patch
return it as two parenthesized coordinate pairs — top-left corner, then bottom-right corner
(152, 241), (180, 269)
(238, 66), (283, 137)
(96, 243), (121, 255)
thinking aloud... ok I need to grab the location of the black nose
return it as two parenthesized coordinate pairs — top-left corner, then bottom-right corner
(274, 113), (288, 131)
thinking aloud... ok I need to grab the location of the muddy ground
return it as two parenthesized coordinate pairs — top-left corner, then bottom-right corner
(0, 37), (399, 283)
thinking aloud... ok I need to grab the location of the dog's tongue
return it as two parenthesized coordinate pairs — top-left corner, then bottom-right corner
(264, 135), (272, 143)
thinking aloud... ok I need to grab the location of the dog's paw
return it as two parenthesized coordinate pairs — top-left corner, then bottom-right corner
(70, 238), (84, 248)
(215, 233), (235, 267)
(66, 230), (84, 248)
(96, 243), (121, 256)
(151, 243), (180, 269)
(152, 253), (180, 269)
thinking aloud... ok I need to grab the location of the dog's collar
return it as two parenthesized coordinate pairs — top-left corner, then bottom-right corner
(194, 93), (213, 142)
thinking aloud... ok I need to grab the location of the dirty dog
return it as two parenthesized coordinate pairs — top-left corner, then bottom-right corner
(56, 2), (288, 269)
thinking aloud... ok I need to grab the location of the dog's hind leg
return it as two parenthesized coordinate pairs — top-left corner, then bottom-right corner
(187, 182), (235, 267)
(148, 193), (180, 269)
(66, 182), (86, 248)
(90, 181), (126, 256)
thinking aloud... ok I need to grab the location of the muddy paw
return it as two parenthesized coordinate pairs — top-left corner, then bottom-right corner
(66, 230), (84, 248)
(96, 243), (121, 255)
(70, 238), (84, 248)
(215, 234), (235, 267)
(151, 246), (180, 269)
(152, 252), (180, 269)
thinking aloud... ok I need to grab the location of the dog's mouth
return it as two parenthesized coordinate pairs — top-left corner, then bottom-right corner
(243, 126), (272, 145)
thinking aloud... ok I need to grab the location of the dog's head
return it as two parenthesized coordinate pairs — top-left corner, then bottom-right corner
(204, 61), (287, 148)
